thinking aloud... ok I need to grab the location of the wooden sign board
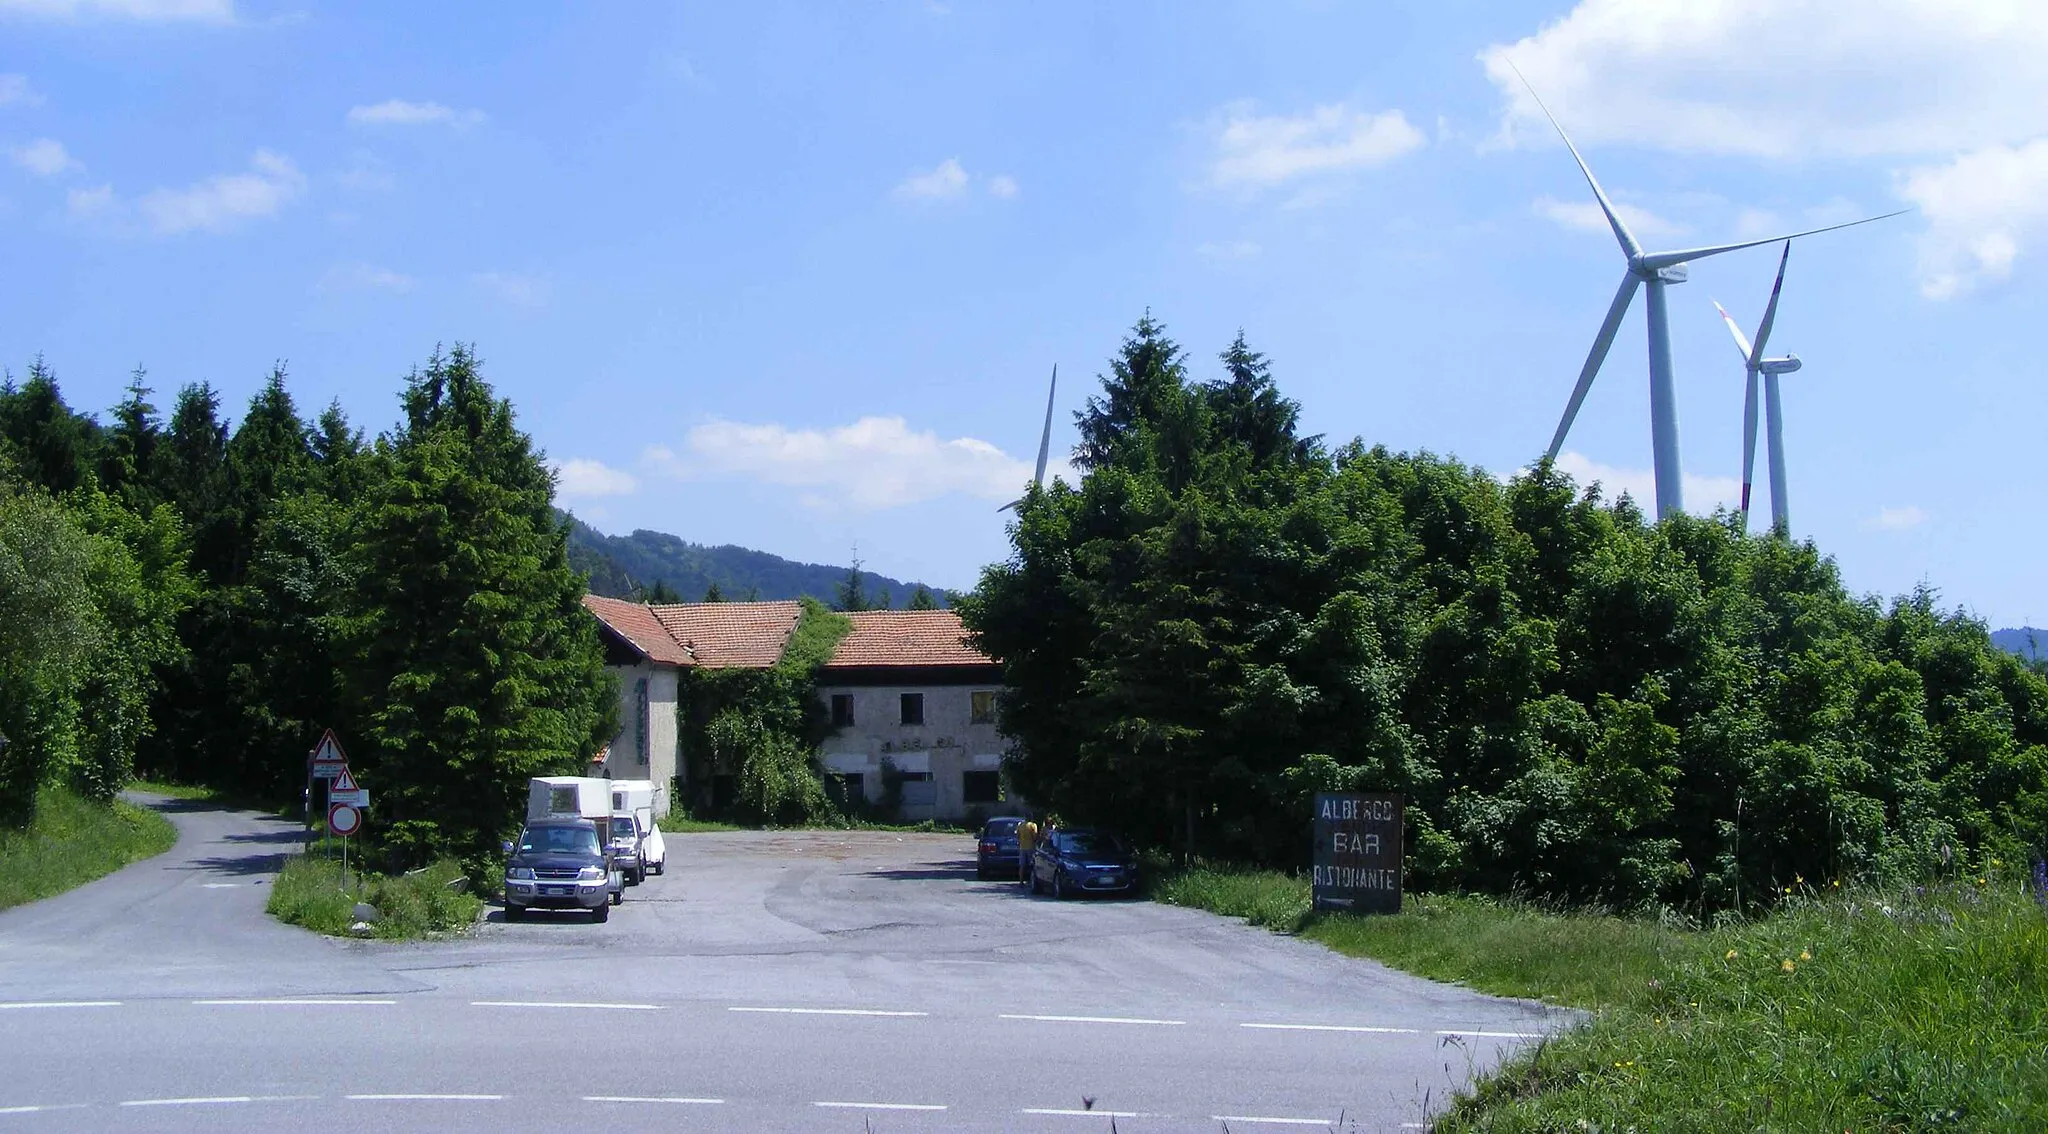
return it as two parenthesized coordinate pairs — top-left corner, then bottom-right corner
(1312, 792), (1402, 914)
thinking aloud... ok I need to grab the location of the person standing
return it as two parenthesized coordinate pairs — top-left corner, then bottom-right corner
(1016, 816), (1040, 884)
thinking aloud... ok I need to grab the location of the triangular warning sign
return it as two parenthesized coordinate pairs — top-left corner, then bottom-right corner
(330, 764), (358, 793)
(310, 728), (348, 767)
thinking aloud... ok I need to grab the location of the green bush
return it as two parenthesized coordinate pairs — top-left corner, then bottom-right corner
(0, 785), (176, 911)
(267, 853), (481, 940)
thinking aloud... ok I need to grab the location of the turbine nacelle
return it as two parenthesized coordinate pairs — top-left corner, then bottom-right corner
(1634, 261), (1688, 284)
(1759, 356), (1801, 375)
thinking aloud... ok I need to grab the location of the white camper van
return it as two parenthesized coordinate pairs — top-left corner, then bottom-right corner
(503, 777), (624, 920)
(608, 779), (665, 881)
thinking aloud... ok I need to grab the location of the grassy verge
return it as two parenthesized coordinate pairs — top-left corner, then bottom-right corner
(267, 854), (482, 940)
(0, 786), (177, 911)
(1158, 866), (2048, 1131)
(129, 779), (299, 819)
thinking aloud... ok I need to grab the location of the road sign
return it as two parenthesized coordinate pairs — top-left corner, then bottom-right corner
(309, 729), (348, 778)
(329, 787), (368, 809)
(328, 801), (362, 838)
(330, 764), (358, 793)
(1312, 792), (1403, 914)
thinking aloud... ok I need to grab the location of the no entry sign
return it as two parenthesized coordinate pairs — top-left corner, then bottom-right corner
(327, 801), (363, 838)
(1312, 792), (1402, 914)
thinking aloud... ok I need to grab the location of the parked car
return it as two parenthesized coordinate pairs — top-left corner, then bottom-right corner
(503, 819), (622, 922)
(975, 816), (1024, 879)
(1029, 828), (1139, 898)
(608, 813), (646, 885)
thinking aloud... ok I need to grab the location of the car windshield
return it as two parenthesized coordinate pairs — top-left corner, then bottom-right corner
(518, 825), (599, 855)
(983, 818), (1020, 837)
(611, 817), (636, 837)
(1057, 833), (1125, 858)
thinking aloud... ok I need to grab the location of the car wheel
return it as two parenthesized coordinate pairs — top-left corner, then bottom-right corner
(610, 886), (623, 906)
(591, 901), (609, 923)
(653, 860), (664, 876)
(1052, 870), (1066, 899)
(630, 867), (644, 886)
(1030, 869), (1044, 895)
(504, 904), (524, 922)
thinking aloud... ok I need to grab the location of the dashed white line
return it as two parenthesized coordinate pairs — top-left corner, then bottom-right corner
(470, 1000), (660, 1011)
(0, 1104), (87, 1115)
(0, 1000), (120, 1010)
(201, 882), (238, 889)
(728, 1006), (927, 1017)
(1242, 1022), (1420, 1034)
(1023, 1107), (1148, 1118)
(120, 1097), (253, 1107)
(194, 998), (396, 1006)
(813, 1101), (948, 1111)
(999, 1013), (1187, 1026)
(1212, 1117), (1338, 1127)
(347, 1093), (503, 1101)
(581, 1088), (724, 1097)
(1437, 1029), (1544, 1038)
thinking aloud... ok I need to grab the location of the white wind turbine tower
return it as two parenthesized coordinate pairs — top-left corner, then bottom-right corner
(998, 364), (1057, 513)
(1714, 242), (1801, 534)
(1512, 65), (1903, 521)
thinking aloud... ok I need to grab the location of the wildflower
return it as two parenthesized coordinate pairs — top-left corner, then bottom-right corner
(1794, 874), (1804, 885)
(1725, 949), (1739, 960)
(1976, 877), (1988, 887)
(1783, 886), (1793, 894)
(1799, 950), (1812, 962)
(1832, 880), (1840, 888)
(1781, 959), (1797, 972)
(1991, 858), (2003, 868)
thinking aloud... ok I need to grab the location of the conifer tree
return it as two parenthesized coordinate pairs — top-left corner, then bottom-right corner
(702, 580), (725, 603)
(0, 360), (102, 494)
(100, 368), (164, 512)
(835, 551), (872, 612)
(908, 583), (940, 611)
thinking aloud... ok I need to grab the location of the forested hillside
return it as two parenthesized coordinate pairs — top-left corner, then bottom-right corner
(1993, 627), (2047, 662)
(961, 316), (2048, 913)
(564, 516), (950, 608)
(0, 350), (614, 880)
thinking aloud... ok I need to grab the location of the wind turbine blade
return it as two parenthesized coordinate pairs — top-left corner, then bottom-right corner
(1750, 242), (1790, 365)
(1032, 364), (1057, 487)
(1713, 300), (1755, 363)
(1638, 209), (1908, 271)
(1507, 60), (1640, 260)
(1545, 271), (1641, 462)
(1740, 366), (1759, 525)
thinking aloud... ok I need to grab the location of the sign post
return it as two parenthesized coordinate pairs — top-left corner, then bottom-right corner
(1312, 792), (1403, 914)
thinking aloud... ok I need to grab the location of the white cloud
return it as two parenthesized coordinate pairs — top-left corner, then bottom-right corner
(646, 416), (1063, 510)
(336, 150), (395, 193)
(471, 270), (548, 307)
(0, 0), (231, 19)
(1552, 451), (1742, 514)
(1898, 139), (2048, 298)
(1865, 504), (1930, 531)
(0, 74), (42, 107)
(346, 99), (486, 127)
(895, 157), (969, 200)
(1533, 195), (1687, 241)
(10, 137), (77, 176)
(321, 262), (413, 293)
(553, 458), (638, 499)
(135, 150), (303, 234)
(986, 173), (1019, 199)
(1481, 1), (2048, 159)
(66, 182), (112, 217)
(1209, 101), (1425, 189)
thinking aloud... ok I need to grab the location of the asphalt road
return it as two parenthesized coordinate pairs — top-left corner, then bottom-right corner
(0, 797), (1574, 1132)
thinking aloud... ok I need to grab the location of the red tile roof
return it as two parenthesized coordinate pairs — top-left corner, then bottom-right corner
(583, 595), (694, 666)
(650, 601), (803, 669)
(824, 610), (991, 669)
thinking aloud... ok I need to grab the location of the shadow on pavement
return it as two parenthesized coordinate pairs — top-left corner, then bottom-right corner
(481, 905), (608, 926)
(179, 852), (289, 877)
(864, 859), (979, 882)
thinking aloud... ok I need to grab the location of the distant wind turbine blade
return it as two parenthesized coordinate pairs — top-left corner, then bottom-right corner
(1638, 209), (1908, 271)
(1750, 242), (1791, 365)
(1546, 271), (1641, 462)
(1033, 364), (1057, 487)
(1507, 60), (1640, 260)
(1740, 366), (1759, 525)
(997, 498), (1022, 514)
(1713, 300), (1755, 363)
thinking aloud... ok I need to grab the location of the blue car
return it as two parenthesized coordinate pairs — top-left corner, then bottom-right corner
(975, 816), (1024, 880)
(1029, 828), (1138, 898)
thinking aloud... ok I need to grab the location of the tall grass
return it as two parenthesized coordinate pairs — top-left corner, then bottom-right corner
(267, 854), (481, 940)
(0, 786), (176, 911)
(1158, 866), (2048, 1131)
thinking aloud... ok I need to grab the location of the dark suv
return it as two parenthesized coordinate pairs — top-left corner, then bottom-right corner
(503, 819), (621, 922)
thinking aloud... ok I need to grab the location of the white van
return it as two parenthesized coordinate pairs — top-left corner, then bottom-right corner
(609, 779), (665, 879)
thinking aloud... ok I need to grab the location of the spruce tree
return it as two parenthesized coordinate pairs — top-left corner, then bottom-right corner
(908, 583), (940, 611)
(339, 346), (615, 876)
(835, 551), (871, 612)
(0, 359), (102, 494)
(100, 368), (164, 512)
(702, 581), (725, 603)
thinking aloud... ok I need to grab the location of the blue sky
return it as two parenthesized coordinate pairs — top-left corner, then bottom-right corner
(3, 1), (2042, 625)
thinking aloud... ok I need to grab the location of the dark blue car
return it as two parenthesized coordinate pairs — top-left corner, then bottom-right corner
(975, 816), (1023, 880)
(1029, 828), (1138, 898)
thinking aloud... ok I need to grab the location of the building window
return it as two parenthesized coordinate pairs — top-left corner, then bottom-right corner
(829, 772), (864, 806)
(970, 690), (996, 725)
(899, 771), (935, 807)
(900, 692), (924, 725)
(963, 770), (1001, 805)
(830, 694), (855, 727)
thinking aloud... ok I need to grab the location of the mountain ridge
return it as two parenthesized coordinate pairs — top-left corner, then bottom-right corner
(563, 514), (952, 607)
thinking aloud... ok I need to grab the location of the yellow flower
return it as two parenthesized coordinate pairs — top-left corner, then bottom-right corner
(1799, 950), (1812, 962)
(1794, 874), (1804, 885)
(1832, 879), (1841, 888)
(1976, 877), (1988, 886)
(1725, 949), (1739, 960)
(1781, 959), (1797, 973)
(1991, 858), (2003, 868)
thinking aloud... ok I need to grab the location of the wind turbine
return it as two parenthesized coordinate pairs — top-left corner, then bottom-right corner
(998, 364), (1057, 513)
(1513, 65), (1903, 520)
(1714, 242), (1801, 534)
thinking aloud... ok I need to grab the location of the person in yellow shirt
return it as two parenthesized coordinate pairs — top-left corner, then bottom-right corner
(1015, 817), (1040, 884)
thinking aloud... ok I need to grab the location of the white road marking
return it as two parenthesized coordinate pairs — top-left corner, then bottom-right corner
(1023, 1107), (1148, 1117)
(814, 1101), (948, 1111)
(728, 1006), (927, 1017)
(0, 1104), (87, 1115)
(1242, 1022), (1419, 1034)
(120, 1097), (253, 1107)
(347, 1094), (503, 1101)
(194, 998), (395, 1006)
(201, 882), (238, 889)
(1437, 1029), (1544, 1038)
(1212, 1117), (1337, 1127)
(0, 1000), (120, 1009)
(470, 1000), (660, 1010)
(581, 1088), (724, 1097)
(1000, 1013), (1186, 1026)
